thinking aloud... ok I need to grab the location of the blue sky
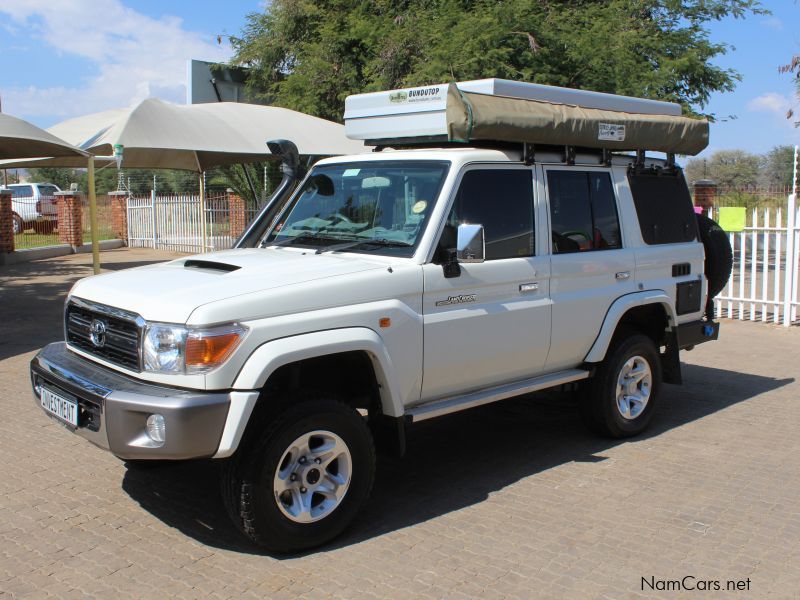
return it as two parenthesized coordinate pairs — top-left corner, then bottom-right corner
(0, 0), (798, 159)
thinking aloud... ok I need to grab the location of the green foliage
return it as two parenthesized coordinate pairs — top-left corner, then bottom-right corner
(230, 0), (765, 122)
(684, 150), (760, 188)
(758, 145), (796, 188)
(24, 167), (75, 189)
(24, 167), (201, 195)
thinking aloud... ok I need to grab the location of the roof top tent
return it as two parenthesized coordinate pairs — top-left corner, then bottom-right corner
(343, 78), (708, 157)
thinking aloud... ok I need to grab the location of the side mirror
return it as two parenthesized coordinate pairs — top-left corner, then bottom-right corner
(456, 224), (485, 263)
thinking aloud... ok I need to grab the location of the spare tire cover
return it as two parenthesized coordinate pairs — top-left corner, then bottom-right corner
(696, 213), (733, 299)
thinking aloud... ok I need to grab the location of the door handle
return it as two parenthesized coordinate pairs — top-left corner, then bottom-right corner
(615, 271), (631, 281)
(519, 282), (539, 293)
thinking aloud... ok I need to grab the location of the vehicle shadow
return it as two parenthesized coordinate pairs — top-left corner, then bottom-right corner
(120, 363), (793, 558)
(0, 257), (169, 361)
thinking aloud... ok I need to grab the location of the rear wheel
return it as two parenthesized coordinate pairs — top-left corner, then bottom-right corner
(221, 399), (375, 553)
(581, 334), (662, 438)
(12, 214), (24, 235)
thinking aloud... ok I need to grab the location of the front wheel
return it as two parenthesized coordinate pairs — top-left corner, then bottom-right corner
(221, 400), (375, 553)
(581, 334), (662, 438)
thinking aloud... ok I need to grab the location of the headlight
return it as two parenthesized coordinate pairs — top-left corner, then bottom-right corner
(142, 322), (247, 374)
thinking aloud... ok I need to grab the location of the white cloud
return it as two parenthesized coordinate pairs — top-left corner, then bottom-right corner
(761, 17), (783, 30)
(0, 0), (232, 122)
(748, 92), (792, 116)
(747, 92), (800, 144)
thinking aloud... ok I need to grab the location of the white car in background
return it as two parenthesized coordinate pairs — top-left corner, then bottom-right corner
(6, 182), (60, 234)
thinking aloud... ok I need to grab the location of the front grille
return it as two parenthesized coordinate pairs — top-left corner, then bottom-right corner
(66, 300), (141, 370)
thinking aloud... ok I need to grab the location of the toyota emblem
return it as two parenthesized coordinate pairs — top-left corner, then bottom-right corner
(89, 319), (107, 347)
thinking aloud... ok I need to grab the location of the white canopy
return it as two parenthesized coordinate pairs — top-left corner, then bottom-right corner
(0, 99), (366, 171)
(0, 113), (88, 160)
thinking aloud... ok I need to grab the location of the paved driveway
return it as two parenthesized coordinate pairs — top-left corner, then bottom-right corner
(1, 250), (799, 598)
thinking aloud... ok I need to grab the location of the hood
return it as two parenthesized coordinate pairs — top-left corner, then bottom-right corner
(70, 248), (385, 323)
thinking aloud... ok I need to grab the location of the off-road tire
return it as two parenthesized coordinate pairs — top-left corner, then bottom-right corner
(581, 334), (662, 438)
(696, 213), (733, 300)
(12, 214), (24, 235)
(221, 399), (375, 553)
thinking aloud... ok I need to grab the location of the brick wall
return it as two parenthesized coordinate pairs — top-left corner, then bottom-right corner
(55, 192), (83, 248)
(0, 191), (13, 254)
(228, 192), (247, 240)
(693, 179), (717, 210)
(109, 192), (128, 243)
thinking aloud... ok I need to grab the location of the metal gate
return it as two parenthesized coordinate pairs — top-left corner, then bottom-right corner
(126, 192), (260, 254)
(710, 193), (799, 326)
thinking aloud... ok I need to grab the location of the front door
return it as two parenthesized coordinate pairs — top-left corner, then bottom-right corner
(421, 167), (552, 401)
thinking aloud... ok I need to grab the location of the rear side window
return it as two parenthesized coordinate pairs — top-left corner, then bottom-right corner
(547, 170), (622, 254)
(37, 185), (59, 196)
(628, 171), (697, 244)
(446, 169), (535, 260)
(10, 185), (33, 198)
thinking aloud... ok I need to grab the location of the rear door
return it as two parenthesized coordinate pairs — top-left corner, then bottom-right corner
(542, 165), (637, 371)
(35, 185), (60, 217)
(421, 166), (552, 401)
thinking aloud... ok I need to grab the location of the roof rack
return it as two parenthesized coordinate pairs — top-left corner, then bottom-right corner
(344, 79), (708, 156)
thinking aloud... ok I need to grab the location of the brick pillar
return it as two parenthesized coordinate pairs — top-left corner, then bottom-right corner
(228, 190), (247, 240)
(109, 191), (128, 243)
(55, 191), (83, 249)
(0, 190), (14, 254)
(693, 179), (717, 211)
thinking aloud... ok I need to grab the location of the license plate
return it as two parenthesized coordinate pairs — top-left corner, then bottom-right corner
(40, 386), (78, 427)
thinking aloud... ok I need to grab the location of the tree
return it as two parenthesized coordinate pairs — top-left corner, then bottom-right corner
(759, 145), (796, 188)
(230, 0), (765, 122)
(26, 167), (79, 190)
(684, 150), (760, 188)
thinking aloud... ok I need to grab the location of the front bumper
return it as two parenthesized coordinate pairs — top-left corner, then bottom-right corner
(30, 342), (231, 460)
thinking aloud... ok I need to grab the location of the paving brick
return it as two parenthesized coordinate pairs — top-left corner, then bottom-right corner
(1, 249), (799, 598)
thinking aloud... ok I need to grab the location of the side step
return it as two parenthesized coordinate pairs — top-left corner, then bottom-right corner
(408, 369), (591, 423)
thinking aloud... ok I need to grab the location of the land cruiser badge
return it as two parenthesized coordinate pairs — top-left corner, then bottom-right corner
(436, 294), (477, 307)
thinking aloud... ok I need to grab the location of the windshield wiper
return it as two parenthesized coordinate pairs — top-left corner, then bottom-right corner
(261, 234), (334, 249)
(315, 238), (412, 254)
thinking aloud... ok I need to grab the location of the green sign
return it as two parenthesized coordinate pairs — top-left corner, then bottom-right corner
(718, 206), (746, 232)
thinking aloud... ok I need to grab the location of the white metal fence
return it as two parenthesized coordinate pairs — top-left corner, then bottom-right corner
(127, 192), (262, 254)
(708, 194), (799, 326)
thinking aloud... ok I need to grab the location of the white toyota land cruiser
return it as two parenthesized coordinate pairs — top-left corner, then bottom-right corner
(30, 80), (731, 553)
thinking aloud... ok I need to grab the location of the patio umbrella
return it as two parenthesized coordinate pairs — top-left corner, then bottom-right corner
(0, 113), (88, 160)
(0, 99), (365, 170)
(0, 114), (105, 273)
(0, 100), (367, 272)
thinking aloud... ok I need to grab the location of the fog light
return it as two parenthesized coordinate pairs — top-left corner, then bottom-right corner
(33, 377), (42, 397)
(145, 414), (166, 445)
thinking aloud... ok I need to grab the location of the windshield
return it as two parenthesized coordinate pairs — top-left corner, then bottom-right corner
(263, 161), (450, 257)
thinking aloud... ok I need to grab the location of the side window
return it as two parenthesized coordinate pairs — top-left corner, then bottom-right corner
(445, 169), (534, 260)
(627, 171), (697, 245)
(10, 186), (33, 198)
(37, 185), (59, 197)
(547, 170), (622, 254)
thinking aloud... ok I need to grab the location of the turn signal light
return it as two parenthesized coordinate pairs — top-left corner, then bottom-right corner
(185, 328), (245, 371)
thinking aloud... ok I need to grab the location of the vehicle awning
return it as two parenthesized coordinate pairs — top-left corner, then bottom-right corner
(445, 83), (709, 155)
